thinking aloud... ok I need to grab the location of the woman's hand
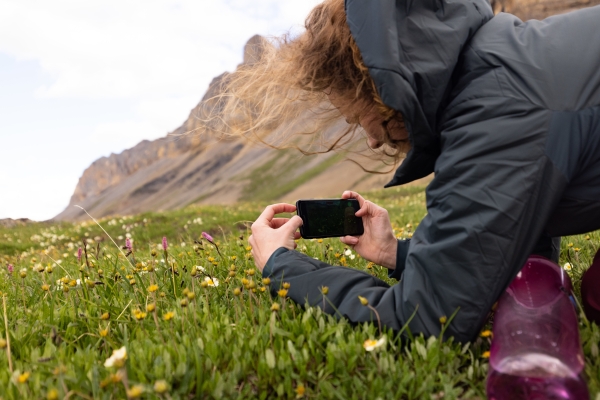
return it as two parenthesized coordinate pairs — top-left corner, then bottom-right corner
(249, 203), (303, 272)
(340, 191), (397, 269)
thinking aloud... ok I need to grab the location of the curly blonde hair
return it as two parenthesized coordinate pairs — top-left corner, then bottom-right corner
(201, 0), (408, 164)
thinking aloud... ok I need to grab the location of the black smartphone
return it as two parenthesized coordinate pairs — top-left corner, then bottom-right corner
(296, 199), (364, 239)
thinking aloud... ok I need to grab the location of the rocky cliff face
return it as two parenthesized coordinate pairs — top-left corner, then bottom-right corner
(491, 0), (600, 19)
(54, 1), (598, 221)
(55, 31), (414, 222)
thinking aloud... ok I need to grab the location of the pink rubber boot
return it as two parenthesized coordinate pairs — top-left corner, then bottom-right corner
(486, 256), (589, 400)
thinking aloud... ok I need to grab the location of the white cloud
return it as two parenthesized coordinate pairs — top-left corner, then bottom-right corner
(0, 0), (321, 100)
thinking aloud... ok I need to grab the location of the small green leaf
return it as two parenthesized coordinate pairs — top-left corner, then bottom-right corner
(265, 348), (276, 369)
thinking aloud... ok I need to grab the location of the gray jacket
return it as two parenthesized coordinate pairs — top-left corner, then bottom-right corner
(264, 0), (600, 343)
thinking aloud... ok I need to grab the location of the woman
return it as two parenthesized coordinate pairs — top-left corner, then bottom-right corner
(212, 0), (600, 342)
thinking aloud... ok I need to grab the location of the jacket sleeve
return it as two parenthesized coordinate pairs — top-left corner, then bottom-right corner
(265, 96), (568, 343)
(389, 239), (410, 280)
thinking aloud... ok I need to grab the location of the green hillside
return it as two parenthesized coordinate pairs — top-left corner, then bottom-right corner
(0, 186), (598, 399)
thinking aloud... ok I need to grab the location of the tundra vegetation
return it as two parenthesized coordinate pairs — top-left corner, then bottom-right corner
(0, 186), (598, 399)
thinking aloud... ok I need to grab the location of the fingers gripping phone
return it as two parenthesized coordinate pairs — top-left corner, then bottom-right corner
(296, 199), (364, 239)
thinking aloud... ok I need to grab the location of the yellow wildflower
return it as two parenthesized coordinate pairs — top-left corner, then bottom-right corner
(480, 330), (493, 338)
(228, 271), (236, 277)
(282, 282), (291, 289)
(439, 316), (447, 324)
(320, 286), (329, 295)
(180, 298), (189, 307)
(296, 384), (306, 398)
(154, 379), (169, 394)
(46, 388), (59, 400)
(0, 338), (6, 349)
(146, 303), (156, 312)
(163, 312), (175, 321)
(100, 312), (110, 320)
(585, 235), (591, 240)
(231, 255), (237, 261)
(18, 372), (30, 383)
(259, 287), (266, 292)
(246, 269), (255, 276)
(100, 329), (109, 337)
(482, 351), (490, 358)
(358, 296), (369, 306)
(127, 385), (144, 398)
(271, 303), (280, 312)
(133, 311), (147, 320)
(233, 288), (242, 296)
(317, 239), (323, 243)
(568, 242), (574, 247)
(262, 277), (271, 285)
(245, 246), (252, 251)
(278, 289), (288, 298)
(41, 284), (50, 291)
(187, 292), (196, 300)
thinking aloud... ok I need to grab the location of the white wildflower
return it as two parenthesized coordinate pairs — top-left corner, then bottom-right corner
(363, 336), (386, 352)
(203, 277), (219, 287)
(104, 346), (127, 368)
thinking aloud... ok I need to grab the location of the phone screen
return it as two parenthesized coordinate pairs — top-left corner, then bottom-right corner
(296, 199), (364, 239)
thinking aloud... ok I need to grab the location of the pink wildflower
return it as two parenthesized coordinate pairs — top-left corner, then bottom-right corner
(202, 232), (222, 258)
(162, 237), (168, 251)
(7, 264), (14, 274)
(125, 238), (132, 251)
(77, 247), (82, 262)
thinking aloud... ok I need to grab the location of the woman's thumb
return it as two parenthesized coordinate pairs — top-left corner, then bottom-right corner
(284, 215), (303, 234)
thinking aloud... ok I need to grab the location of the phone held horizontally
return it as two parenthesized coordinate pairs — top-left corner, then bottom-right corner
(296, 199), (364, 239)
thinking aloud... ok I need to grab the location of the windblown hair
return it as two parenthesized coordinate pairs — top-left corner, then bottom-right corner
(201, 0), (409, 164)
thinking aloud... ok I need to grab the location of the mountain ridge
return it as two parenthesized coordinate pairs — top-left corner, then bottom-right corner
(53, 1), (597, 221)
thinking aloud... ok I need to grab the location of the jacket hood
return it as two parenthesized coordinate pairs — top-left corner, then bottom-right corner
(345, 0), (493, 186)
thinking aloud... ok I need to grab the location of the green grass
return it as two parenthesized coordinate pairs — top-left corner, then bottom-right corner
(0, 186), (598, 399)
(241, 151), (346, 201)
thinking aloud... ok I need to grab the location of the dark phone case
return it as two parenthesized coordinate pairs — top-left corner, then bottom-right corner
(296, 199), (364, 239)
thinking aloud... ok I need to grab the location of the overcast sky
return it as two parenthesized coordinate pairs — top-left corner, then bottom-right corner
(0, 0), (321, 221)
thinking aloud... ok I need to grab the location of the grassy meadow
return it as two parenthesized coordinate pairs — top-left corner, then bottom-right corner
(0, 186), (599, 399)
